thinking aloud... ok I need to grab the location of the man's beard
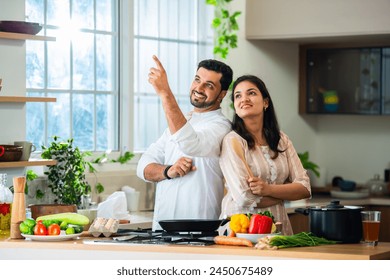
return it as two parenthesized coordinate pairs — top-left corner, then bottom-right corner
(190, 91), (220, 109)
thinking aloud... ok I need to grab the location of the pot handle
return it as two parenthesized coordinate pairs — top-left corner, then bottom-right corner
(0, 146), (4, 157)
(294, 207), (310, 215)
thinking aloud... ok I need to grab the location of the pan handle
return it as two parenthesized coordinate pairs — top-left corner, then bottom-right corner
(220, 218), (230, 226)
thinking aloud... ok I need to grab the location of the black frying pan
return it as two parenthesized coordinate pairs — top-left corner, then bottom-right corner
(159, 219), (229, 232)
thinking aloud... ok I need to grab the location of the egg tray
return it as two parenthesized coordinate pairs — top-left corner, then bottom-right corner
(88, 217), (119, 237)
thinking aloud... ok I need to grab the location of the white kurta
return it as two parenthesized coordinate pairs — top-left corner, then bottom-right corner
(137, 109), (231, 230)
(219, 131), (311, 235)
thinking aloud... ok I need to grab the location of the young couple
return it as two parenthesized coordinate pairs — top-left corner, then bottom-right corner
(137, 56), (311, 235)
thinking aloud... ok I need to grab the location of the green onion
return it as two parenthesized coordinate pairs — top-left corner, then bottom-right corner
(255, 232), (338, 250)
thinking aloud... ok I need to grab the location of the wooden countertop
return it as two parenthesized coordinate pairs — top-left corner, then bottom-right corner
(2, 197), (390, 260)
(1, 234), (390, 260)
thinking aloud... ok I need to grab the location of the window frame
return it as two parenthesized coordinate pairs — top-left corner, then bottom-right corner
(26, 0), (122, 158)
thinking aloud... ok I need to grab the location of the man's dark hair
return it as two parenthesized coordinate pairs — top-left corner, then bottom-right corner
(197, 59), (233, 91)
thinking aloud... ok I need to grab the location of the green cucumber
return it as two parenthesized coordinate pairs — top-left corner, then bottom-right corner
(67, 224), (84, 233)
(36, 212), (89, 226)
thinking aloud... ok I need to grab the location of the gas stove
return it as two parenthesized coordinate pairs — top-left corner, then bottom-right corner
(88, 229), (218, 246)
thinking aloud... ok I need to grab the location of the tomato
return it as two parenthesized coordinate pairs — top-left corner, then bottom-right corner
(34, 220), (48, 235)
(48, 223), (61, 235)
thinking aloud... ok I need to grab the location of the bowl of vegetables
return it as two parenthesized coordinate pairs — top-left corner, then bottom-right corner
(229, 211), (282, 243)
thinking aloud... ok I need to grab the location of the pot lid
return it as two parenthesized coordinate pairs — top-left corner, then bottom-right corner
(312, 200), (363, 211)
(325, 200), (344, 209)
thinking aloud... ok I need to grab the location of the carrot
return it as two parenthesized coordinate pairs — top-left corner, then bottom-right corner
(214, 236), (253, 247)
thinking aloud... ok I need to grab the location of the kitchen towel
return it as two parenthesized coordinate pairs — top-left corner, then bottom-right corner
(97, 191), (131, 220)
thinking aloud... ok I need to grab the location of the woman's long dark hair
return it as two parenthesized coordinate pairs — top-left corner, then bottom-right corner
(231, 75), (284, 158)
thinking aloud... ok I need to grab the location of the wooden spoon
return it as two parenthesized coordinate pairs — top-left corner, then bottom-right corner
(231, 138), (254, 177)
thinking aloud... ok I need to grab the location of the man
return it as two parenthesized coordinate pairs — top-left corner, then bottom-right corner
(137, 55), (233, 230)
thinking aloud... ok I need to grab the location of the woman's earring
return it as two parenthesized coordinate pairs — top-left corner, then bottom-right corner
(264, 107), (267, 112)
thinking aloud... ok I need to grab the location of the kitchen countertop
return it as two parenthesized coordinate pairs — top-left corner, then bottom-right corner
(1, 196), (390, 260)
(1, 233), (390, 260)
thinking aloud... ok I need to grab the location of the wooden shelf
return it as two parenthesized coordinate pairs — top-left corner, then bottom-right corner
(0, 159), (56, 169)
(0, 96), (56, 103)
(0, 31), (56, 41)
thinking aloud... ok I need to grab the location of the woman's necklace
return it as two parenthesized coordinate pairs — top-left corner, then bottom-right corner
(255, 139), (267, 146)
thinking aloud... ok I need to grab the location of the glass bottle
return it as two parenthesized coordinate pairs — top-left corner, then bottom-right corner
(0, 173), (13, 237)
(366, 174), (387, 196)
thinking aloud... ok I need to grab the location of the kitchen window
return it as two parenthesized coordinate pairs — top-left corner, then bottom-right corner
(25, 0), (119, 152)
(25, 0), (214, 153)
(133, 0), (214, 151)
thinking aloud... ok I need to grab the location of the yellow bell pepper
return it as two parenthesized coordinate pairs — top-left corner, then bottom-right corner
(229, 213), (250, 233)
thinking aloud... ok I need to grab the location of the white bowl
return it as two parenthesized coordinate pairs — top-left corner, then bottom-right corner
(236, 232), (281, 244)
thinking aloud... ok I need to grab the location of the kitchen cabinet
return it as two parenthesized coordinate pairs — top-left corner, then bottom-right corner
(288, 213), (309, 234)
(246, 0), (390, 43)
(299, 42), (390, 115)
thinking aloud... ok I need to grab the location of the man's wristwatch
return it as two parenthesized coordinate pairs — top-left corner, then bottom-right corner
(163, 165), (173, 180)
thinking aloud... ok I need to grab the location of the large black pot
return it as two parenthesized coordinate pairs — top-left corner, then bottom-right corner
(295, 200), (364, 243)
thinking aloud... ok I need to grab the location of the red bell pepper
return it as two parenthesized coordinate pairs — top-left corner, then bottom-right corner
(248, 214), (273, 234)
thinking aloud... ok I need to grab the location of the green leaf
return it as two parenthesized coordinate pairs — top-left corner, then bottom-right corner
(231, 11), (241, 18)
(26, 169), (38, 181)
(206, 0), (241, 59)
(221, 9), (229, 18)
(36, 189), (45, 199)
(114, 151), (135, 164)
(212, 18), (221, 28)
(206, 0), (217, 5)
(298, 151), (320, 178)
(95, 182), (104, 194)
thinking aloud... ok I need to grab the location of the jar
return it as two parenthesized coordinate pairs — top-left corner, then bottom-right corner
(0, 173), (13, 236)
(385, 169), (390, 195)
(366, 174), (387, 196)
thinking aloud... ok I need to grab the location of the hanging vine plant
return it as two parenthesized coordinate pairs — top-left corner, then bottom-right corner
(206, 0), (241, 59)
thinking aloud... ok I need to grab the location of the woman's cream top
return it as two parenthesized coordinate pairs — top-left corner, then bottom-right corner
(219, 131), (311, 235)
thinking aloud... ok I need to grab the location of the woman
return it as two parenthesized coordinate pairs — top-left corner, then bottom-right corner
(220, 75), (311, 235)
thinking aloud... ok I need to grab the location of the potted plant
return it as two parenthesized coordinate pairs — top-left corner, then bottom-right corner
(298, 151), (320, 178)
(40, 136), (104, 208)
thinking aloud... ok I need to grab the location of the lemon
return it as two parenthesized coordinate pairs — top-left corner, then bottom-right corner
(271, 223), (277, 233)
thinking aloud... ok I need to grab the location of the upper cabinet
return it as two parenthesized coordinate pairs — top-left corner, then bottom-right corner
(246, 0), (390, 43)
(299, 42), (390, 115)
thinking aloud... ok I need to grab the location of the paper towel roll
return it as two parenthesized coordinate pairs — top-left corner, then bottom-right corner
(125, 191), (140, 212)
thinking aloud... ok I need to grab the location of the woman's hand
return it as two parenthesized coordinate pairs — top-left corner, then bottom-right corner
(247, 177), (270, 196)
